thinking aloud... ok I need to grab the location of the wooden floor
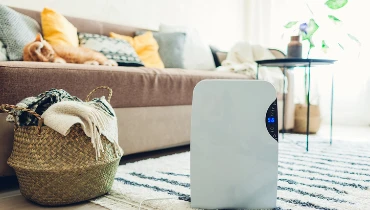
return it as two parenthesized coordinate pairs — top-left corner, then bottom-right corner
(0, 145), (190, 210)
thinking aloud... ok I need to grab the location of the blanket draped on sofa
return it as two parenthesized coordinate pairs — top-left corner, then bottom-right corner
(216, 42), (285, 94)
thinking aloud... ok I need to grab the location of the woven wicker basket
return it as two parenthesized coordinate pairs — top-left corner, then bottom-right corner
(0, 86), (122, 206)
(293, 104), (321, 134)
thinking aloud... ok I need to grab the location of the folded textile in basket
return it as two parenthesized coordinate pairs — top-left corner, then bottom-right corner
(6, 89), (82, 126)
(41, 96), (123, 159)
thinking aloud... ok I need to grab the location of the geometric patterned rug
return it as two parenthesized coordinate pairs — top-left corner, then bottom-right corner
(92, 134), (370, 210)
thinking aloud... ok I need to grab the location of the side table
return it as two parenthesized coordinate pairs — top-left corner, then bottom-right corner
(256, 58), (336, 151)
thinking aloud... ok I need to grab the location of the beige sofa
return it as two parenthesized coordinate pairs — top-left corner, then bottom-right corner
(0, 7), (294, 176)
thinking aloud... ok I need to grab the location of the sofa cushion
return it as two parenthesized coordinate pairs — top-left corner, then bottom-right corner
(11, 7), (142, 37)
(134, 31), (186, 69)
(0, 5), (41, 61)
(0, 62), (250, 108)
(78, 33), (144, 67)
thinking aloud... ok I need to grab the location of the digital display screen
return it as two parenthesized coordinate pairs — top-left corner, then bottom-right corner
(267, 117), (275, 123)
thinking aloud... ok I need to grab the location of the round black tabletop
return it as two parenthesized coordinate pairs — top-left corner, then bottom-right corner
(255, 58), (336, 67)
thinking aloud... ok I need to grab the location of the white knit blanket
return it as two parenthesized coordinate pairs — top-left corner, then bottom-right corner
(41, 97), (123, 159)
(217, 41), (285, 94)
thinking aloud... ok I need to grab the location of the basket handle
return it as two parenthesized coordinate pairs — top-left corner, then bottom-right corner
(85, 86), (113, 103)
(0, 104), (43, 135)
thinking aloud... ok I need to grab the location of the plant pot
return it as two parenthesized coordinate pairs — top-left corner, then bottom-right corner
(293, 104), (321, 134)
(287, 36), (302, 58)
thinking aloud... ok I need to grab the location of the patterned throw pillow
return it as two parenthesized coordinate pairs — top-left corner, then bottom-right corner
(78, 33), (144, 67)
(0, 5), (41, 61)
(0, 40), (8, 61)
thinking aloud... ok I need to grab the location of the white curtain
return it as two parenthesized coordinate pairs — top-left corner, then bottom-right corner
(245, 0), (370, 126)
(244, 0), (273, 47)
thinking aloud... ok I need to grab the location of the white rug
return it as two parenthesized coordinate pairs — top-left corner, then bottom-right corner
(92, 134), (370, 210)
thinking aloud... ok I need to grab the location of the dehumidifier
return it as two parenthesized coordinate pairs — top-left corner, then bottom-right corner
(190, 80), (278, 209)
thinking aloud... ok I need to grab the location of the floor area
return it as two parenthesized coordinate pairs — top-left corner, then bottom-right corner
(0, 145), (190, 210)
(1, 124), (369, 210)
(317, 124), (370, 142)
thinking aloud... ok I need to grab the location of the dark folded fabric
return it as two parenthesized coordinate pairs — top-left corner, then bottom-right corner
(12, 89), (82, 126)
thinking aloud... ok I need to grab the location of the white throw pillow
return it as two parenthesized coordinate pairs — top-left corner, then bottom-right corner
(159, 24), (216, 70)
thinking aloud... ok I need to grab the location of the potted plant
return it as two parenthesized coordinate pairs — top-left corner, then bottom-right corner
(284, 0), (360, 58)
(283, 0), (360, 133)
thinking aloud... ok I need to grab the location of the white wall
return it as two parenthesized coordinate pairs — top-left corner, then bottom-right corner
(1, 0), (245, 51)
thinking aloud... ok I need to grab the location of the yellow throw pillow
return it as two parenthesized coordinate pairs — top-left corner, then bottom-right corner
(110, 31), (164, 68)
(110, 32), (134, 46)
(41, 7), (78, 47)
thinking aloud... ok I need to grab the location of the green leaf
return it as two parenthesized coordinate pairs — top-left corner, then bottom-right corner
(338, 43), (344, 50)
(328, 15), (341, 23)
(322, 40), (329, 53)
(302, 19), (319, 41)
(322, 40), (329, 49)
(284, 21), (298, 28)
(348, 34), (361, 46)
(308, 38), (315, 48)
(325, 0), (348, 9)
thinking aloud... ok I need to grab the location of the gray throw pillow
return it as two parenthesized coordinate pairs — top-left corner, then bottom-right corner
(0, 40), (8, 61)
(79, 33), (144, 67)
(136, 31), (186, 68)
(0, 5), (41, 61)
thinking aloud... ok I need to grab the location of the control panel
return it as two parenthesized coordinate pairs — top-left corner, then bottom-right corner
(265, 99), (278, 142)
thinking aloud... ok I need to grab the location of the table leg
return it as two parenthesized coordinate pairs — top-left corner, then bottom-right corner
(330, 71), (334, 145)
(306, 62), (311, 152)
(257, 64), (259, 80)
(282, 67), (286, 139)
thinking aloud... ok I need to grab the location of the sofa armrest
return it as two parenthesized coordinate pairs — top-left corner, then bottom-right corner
(269, 49), (285, 59)
(283, 70), (295, 130)
(216, 51), (227, 65)
(213, 48), (286, 66)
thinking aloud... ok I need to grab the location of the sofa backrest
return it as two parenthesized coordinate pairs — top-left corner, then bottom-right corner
(11, 7), (144, 37)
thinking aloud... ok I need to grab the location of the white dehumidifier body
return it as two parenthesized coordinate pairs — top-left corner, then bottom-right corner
(190, 80), (279, 209)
